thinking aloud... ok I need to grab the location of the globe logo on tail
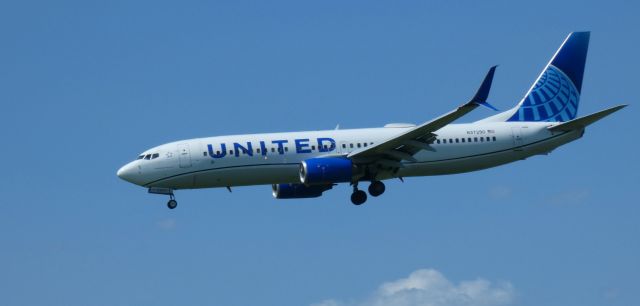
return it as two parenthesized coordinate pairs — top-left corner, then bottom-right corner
(508, 65), (579, 122)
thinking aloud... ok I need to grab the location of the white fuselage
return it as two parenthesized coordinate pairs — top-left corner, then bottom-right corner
(117, 121), (582, 190)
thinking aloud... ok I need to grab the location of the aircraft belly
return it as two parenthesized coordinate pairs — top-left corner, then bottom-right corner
(397, 130), (581, 177)
(192, 164), (300, 188)
(399, 150), (523, 176)
(150, 175), (195, 189)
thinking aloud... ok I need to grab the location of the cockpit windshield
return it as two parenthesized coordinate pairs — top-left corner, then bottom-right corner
(138, 153), (160, 161)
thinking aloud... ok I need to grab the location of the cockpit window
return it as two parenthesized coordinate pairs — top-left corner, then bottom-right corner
(152, 153), (159, 159)
(144, 154), (152, 160)
(137, 155), (144, 160)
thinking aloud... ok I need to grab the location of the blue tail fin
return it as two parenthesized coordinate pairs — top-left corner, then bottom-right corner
(483, 32), (590, 122)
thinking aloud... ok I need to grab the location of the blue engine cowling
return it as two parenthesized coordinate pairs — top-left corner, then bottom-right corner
(299, 157), (353, 185)
(272, 183), (333, 199)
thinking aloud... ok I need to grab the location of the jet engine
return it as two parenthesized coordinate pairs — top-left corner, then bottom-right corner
(272, 183), (333, 199)
(299, 157), (354, 185)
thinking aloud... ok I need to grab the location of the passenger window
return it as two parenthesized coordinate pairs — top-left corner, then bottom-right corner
(461, 138), (465, 143)
(323, 145), (328, 150)
(493, 136), (497, 141)
(230, 150), (234, 154)
(285, 147), (289, 152)
(341, 144), (346, 149)
(468, 138), (472, 142)
(203, 152), (207, 156)
(257, 148), (261, 154)
(216, 150), (221, 155)
(271, 148), (275, 153)
(313, 145), (317, 150)
(456, 138), (459, 143)
(350, 144), (354, 148)
(474, 137), (478, 142)
(436, 139), (440, 144)
(363, 143), (367, 147)
(449, 139), (453, 143)
(357, 143), (361, 148)
(480, 137), (484, 142)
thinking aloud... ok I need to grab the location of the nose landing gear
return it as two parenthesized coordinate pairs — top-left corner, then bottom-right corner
(149, 187), (178, 210)
(167, 195), (178, 210)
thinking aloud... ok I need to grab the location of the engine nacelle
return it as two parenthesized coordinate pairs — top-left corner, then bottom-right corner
(299, 157), (353, 185)
(272, 183), (333, 199)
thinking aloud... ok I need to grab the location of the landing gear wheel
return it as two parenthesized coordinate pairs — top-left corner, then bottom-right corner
(368, 181), (385, 197)
(351, 190), (367, 205)
(167, 199), (178, 209)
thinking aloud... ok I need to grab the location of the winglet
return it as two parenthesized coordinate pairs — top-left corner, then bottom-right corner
(470, 65), (498, 104)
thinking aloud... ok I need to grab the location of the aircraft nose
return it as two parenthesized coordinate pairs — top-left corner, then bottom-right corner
(117, 162), (144, 185)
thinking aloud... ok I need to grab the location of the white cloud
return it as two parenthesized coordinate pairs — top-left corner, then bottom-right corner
(311, 269), (515, 306)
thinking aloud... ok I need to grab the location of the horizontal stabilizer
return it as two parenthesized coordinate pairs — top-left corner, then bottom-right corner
(548, 104), (627, 132)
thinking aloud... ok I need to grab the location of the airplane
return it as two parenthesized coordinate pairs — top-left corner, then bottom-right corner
(117, 31), (626, 209)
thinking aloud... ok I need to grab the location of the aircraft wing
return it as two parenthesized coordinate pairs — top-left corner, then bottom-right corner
(348, 66), (497, 165)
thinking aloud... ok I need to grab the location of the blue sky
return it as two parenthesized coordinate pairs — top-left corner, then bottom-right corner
(1, 1), (638, 305)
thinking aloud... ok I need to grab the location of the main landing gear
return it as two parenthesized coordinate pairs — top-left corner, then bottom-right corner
(351, 187), (367, 205)
(368, 181), (385, 197)
(350, 181), (386, 205)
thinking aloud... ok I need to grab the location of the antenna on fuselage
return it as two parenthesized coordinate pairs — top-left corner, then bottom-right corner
(335, 124), (340, 130)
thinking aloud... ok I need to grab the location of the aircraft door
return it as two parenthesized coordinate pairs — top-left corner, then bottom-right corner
(178, 143), (192, 168)
(511, 127), (524, 150)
